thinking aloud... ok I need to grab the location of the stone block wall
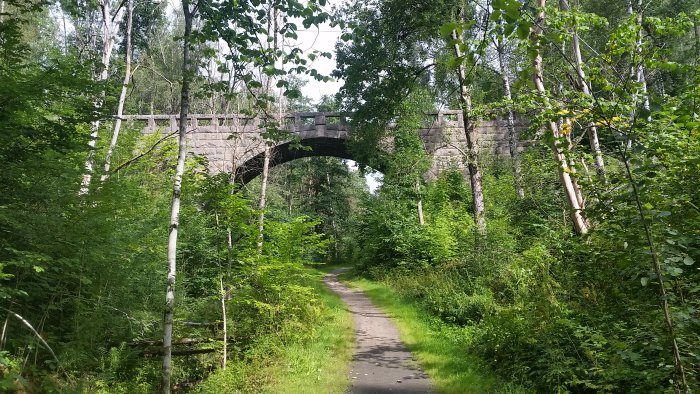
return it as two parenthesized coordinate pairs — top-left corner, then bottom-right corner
(128, 111), (528, 181)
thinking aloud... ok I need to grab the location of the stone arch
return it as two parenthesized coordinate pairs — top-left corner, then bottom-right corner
(233, 136), (357, 184)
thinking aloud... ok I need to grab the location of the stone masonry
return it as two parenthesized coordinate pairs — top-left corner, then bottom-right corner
(126, 111), (527, 183)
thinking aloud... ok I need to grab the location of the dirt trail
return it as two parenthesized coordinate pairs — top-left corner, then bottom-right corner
(324, 269), (434, 394)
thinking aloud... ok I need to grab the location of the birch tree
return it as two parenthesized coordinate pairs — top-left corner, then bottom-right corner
(450, 23), (487, 234)
(257, 144), (271, 252)
(529, 0), (589, 234)
(493, 24), (524, 199)
(558, 0), (606, 181)
(156, 0), (330, 386)
(257, 4), (280, 253)
(101, 0), (134, 182)
(416, 179), (425, 225)
(161, 0), (193, 391)
(628, 0), (650, 118)
(79, 0), (120, 194)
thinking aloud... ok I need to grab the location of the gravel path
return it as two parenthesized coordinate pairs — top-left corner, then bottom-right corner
(324, 269), (434, 394)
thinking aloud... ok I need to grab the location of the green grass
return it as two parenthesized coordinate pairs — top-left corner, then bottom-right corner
(193, 269), (353, 393)
(265, 271), (354, 393)
(341, 274), (528, 394)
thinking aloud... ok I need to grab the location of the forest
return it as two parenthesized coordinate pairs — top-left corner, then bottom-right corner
(0, 0), (698, 392)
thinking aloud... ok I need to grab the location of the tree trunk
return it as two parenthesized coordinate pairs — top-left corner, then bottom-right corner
(558, 0), (606, 182)
(257, 145), (270, 253)
(416, 179), (425, 225)
(531, 0), (589, 235)
(229, 97), (241, 185)
(287, 164), (293, 216)
(80, 0), (117, 195)
(495, 36), (524, 199)
(101, 0), (134, 182)
(417, 199), (425, 225)
(256, 4), (281, 252)
(219, 276), (227, 369)
(629, 0), (650, 117)
(450, 19), (486, 234)
(162, 2), (193, 392)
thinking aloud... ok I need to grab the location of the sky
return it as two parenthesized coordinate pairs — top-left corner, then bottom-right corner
(290, 0), (345, 102)
(295, 27), (344, 102)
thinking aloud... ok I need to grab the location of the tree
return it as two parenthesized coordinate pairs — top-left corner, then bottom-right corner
(528, 0), (589, 234)
(78, 0), (123, 194)
(101, 0), (134, 182)
(493, 23), (524, 198)
(446, 5), (489, 233)
(159, 0), (331, 390)
(161, 0), (192, 390)
(335, 0), (492, 231)
(558, 0), (606, 181)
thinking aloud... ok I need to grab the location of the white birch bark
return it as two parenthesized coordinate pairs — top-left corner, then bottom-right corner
(162, 1), (192, 391)
(559, 0), (606, 181)
(416, 179), (425, 225)
(219, 275), (227, 369)
(256, 4), (281, 252)
(80, 0), (117, 195)
(531, 0), (589, 235)
(451, 18), (487, 234)
(628, 0), (650, 117)
(101, 0), (134, 182)
(257, 145), (271, 252)
(417, 200), (425, 225)
(495, 35), (524, 199)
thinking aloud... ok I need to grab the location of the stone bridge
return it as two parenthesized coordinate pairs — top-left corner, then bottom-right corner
(126, 111), (526, 183)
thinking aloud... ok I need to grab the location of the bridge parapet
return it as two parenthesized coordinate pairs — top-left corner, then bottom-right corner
(125, 111), (472, 132)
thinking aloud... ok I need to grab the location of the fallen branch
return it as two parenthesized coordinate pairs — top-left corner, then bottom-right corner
(125, 336), (242, 348)
(178, 321), (223, 328)
(142, 348), (216, 357)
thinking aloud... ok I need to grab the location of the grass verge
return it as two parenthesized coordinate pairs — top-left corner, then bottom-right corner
(341, 274), (528, 394)
(194, 269), (353, 393)
(265, 271), (353, 393)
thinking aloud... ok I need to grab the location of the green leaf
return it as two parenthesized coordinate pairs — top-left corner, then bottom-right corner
(439, 22), (458, 39)
(668, 267), (683, 276)
(683, 256), (695, 266)
(516, 21), (532, 39)
(284, 89), (301, 99)
(504, 22), (516, 37)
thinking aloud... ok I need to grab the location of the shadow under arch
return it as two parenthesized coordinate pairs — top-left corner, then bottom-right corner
(233, 137), (379, 185)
